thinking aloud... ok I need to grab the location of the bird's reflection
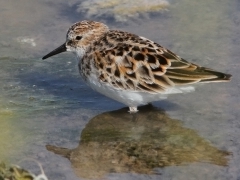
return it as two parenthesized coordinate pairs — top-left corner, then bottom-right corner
(46, 105), (230, 179)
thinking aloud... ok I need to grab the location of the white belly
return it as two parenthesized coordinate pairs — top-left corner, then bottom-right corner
(84, 74), (195, 107)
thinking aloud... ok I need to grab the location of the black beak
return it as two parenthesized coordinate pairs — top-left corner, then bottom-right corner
(42, 43), (66, 60)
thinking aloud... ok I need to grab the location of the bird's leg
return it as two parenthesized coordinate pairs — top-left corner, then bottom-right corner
(128, 106), (138, 113)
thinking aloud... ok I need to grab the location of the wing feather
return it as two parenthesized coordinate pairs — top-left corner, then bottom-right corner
(90, 31), (231, 94)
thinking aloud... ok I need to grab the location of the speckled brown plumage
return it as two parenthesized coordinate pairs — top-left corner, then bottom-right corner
(42, 20), (232, 112)
(79, 29), (231, 94)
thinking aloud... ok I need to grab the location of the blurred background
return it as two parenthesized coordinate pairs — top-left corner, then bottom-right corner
(0, 0), (239, 179)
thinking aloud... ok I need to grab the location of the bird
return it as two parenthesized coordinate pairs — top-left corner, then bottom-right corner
(42, 20), (231, 113)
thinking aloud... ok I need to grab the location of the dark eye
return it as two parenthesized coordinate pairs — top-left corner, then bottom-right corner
(75, 36), (82, 40)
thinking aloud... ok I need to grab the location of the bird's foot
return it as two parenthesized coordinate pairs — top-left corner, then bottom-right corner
(128, 106), (138, 113)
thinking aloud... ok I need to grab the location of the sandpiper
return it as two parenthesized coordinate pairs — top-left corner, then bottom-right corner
(42, 20), (231, 113)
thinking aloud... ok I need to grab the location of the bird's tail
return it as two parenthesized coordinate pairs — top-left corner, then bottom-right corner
(165, 62), (232, 85)
(198, 67), (232, 83)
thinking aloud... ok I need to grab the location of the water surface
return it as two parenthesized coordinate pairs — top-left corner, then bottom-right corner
(0, 0), (239, 179)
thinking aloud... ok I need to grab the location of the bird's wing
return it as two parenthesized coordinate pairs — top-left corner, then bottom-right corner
(92, 37), (230, 94)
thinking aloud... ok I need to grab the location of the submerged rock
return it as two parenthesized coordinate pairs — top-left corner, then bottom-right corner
(76, 0), (169, 22)
(0, 160), (48, 180)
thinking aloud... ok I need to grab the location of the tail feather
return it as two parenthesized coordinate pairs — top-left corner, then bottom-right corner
(166, 66), (231, 85)
(199, 68), (232, 83)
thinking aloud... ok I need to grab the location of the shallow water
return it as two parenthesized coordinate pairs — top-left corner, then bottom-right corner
(0, 0), (239, 179)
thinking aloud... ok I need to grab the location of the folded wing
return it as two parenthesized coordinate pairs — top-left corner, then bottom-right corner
(92, 36), (231, 94)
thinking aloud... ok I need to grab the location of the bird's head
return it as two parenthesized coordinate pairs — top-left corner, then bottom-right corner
(42, 20), (109, 60)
